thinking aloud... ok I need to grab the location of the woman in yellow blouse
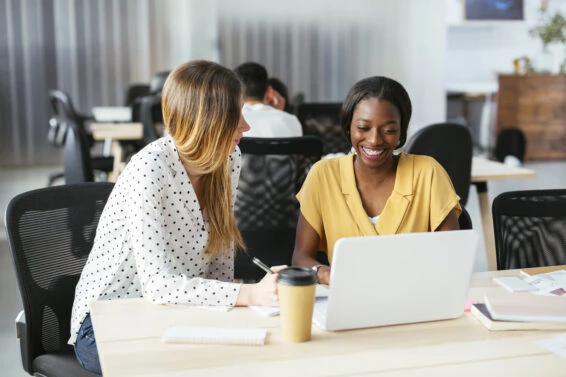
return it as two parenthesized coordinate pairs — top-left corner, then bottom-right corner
(292, 76), (461, 285)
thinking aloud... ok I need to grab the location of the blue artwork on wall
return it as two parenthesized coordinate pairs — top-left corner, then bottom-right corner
(465, 0), (524, 20)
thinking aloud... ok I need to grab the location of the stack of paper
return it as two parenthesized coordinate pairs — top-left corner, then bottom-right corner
(471, 270), (566, 331)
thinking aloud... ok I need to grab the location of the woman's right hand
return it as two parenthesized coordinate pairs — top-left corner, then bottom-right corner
(316, 265), (331, 285)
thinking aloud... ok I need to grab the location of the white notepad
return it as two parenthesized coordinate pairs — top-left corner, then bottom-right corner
(161, 326), (267, 346)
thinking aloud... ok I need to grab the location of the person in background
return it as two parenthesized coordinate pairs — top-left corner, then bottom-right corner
(70, 60), (284, 375)
(268, 77), (290, 113)
(292, 76), (461, 285)
(234, 62), (303, 137)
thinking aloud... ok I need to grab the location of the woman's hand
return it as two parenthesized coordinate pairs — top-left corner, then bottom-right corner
(235, 265), (287, 306)
(316, 265), (331, 285)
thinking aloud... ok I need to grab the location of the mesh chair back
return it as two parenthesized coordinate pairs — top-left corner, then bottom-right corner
(5, 183), (113, 375)
(405, 123), (473, 206)
(297, 102), (348, 155)
(235, 136), (323, 281)
(492, 189), (566, 270)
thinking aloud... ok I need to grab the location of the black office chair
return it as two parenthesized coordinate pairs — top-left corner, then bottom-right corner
(458, 207), (473, 230)
(5, 182), (114, 377)
(296, 102), (348, 155)
(492, 189), (566, 270)
(494, 128), (526, 164)
(149, 71), (171, 95)
(64, 121), (97, 183)
(123, 83), (150, 106)
(234, 136), (323, 281)
(139, 95), (163, 147)
(47, 90), (113, 185)
(405, 122), (473, 206)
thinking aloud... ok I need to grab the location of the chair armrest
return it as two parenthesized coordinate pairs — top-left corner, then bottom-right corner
(15, 310), (32, 374)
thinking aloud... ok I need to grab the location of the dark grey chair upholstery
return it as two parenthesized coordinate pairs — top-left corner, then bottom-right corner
(149, 71), (171, 95)
(297, 102), (348, 156)
(64, 121), (96, 184)
(492, 189), (566, 270)
(123, 83), (150, 106)
(405, 122), (473, 206)
(234, 136), (323, 281)
(5, 182), (114, 377)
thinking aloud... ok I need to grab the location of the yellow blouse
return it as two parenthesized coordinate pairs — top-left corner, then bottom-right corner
(297, 153), (462, 262)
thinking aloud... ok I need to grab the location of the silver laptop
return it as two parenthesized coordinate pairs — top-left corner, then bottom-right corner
(313, 229), (478, 331)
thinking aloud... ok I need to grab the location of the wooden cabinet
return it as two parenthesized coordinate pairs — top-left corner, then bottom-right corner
(497, 74), (566, 160)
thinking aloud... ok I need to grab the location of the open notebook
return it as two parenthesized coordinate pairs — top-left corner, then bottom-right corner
(313, 230), (478, 331)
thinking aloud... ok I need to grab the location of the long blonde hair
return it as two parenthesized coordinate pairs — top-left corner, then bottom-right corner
(161, 60), (244, 256)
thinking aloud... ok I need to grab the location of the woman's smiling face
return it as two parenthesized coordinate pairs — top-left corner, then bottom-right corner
(350, 97), (401, 170)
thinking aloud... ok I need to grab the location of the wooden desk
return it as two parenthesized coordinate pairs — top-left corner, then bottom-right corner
(90, 267), (564, 377)
(90, 122), (142, 181)
(471, 157), (536, 271)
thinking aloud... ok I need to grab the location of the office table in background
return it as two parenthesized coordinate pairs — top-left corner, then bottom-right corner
(90, 122), (142, 181)
(471, 157), (536, 271)
(90, 266), (564, 377)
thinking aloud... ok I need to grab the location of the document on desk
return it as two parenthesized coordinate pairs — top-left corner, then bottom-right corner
(162, 326), (267, 346)
(249, 284), (330, 317)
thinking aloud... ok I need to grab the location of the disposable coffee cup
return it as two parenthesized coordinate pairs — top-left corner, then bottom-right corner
(277, 266), (318, 342)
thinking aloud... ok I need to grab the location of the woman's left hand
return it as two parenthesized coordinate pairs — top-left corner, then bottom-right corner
(236, 265), (287, 306)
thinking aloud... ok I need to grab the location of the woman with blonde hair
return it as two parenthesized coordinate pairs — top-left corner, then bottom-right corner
(70, 60), (282, 375)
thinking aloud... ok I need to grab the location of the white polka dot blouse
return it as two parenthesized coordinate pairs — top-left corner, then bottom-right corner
(69, 135), (242, 345)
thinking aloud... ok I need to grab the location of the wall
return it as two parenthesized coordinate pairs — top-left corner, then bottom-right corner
(218, 0), (447, 136)
(0, 0), (445, 167)
(0, 0), (218, 166)
(446, 0), (566, 85)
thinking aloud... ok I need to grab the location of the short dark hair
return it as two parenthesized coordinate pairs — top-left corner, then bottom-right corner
(340, 76), (412, 149)
(234, 62), (269, 100)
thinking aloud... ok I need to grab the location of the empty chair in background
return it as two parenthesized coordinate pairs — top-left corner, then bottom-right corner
(297, 102), (348, 156)
(48, 90), (113, 185)
(63, 121), (100, 183)
(405, 122), (473, 206)
(234, 136), (323, 282)
(149, 70), (171, 95)
(494, 128), (526, 166)
(5, 182), (114, 377)
(139, 94), (163, 147)
(123, 83), (150, 106)
(492, 189), (566, 270)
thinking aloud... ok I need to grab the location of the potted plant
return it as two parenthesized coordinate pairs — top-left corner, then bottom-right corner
(529, 8), (566, 73)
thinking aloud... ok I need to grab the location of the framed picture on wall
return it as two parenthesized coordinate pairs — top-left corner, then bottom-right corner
(464, 0), (524, 20)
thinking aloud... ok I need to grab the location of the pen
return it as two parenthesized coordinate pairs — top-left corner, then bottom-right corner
(252, 257), (274, 275)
